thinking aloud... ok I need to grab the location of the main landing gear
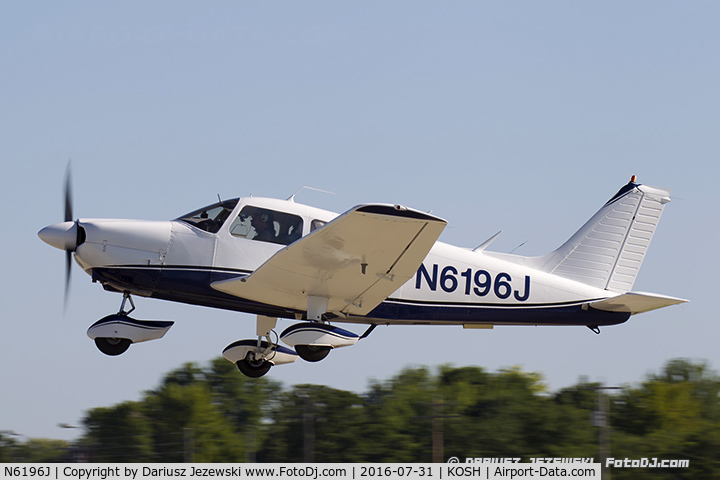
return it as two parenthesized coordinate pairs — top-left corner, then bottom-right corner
(222, 315), (366, 378)
(87, 293), (174, 356)
(222, 316), (299, 377)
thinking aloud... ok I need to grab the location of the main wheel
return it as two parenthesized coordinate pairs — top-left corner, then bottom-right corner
(295, 345), (331, 362)
(95, 337), (131, 356)
(236, 354), (272, 378)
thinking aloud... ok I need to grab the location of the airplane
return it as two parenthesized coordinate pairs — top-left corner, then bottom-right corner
(39, 173), (687, 377)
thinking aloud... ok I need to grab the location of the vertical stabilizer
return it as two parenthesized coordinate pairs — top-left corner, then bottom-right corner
(531, 179), (672, 292)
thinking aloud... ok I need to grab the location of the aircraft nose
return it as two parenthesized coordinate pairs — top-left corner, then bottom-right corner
(38, 221), (79, 251)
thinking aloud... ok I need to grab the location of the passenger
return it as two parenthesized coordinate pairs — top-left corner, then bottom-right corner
(251, 210), (277, 242)
(281, 218), (303, 244)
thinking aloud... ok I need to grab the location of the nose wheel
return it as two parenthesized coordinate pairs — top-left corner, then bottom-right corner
(94, 337), (131, 356)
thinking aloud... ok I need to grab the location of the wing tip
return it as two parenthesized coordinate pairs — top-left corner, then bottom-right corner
(355, 204), (446, 224)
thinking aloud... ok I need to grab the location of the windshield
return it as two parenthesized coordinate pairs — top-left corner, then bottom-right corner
(177, 199), (239, 233)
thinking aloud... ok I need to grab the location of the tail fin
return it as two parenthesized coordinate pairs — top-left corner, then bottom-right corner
(531, 178), (672, 292)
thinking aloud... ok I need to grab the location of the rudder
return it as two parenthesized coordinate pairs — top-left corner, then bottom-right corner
(531, 179), (672, 292)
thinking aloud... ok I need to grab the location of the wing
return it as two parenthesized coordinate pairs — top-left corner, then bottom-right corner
(211, 204), (447, 318)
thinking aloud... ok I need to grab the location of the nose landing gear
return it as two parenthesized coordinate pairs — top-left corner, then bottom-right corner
(87, 293), (174, 356)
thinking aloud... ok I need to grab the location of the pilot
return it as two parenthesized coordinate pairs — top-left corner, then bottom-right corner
(251, 210), (277, 242)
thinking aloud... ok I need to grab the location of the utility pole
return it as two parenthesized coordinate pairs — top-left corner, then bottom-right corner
(588, 385), (621, 480)
(303, 396), (315, 463)
(184, 427), (194, 463)
(419, 397), (458, 463)
(58, 423), (89, 462)
(245, 425), (256, 463)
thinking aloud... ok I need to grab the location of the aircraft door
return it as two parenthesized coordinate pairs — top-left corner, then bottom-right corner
(215, 206), (305, 271)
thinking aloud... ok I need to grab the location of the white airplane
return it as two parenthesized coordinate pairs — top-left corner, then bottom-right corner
(39, 174), (687, 377)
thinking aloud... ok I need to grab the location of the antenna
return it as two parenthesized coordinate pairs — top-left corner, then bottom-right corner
(287, 186), (337, 202)
(509, 240), (528, 255)
(473, 231), (502, 252)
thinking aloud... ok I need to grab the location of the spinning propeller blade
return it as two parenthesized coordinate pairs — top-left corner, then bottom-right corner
(65, 249), (72, 310)
(63, 163), (74, 310)
(64, 163), (73, 223)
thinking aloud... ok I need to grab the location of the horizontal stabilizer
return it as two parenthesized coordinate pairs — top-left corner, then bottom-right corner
(589, 292), (688, 315)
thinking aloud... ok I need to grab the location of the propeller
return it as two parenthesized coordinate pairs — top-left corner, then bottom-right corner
(38, 162), (84, 311)
(63, 164), (73, 308)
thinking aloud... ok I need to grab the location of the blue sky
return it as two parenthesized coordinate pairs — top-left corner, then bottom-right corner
(2, 1), (718, 440)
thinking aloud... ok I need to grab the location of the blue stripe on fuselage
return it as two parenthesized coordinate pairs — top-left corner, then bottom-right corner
(91, 266), (630, 327)
(366, 299), (629, 326)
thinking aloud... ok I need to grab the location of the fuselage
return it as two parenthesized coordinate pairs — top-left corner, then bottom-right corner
(64, 196), (629, 328)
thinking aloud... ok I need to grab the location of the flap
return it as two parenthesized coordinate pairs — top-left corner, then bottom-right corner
(589, 292), (688, 315)
(211, 204), (446, 317)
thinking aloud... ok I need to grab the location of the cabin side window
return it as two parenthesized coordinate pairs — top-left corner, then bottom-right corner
(310, 219), (326, 231)
(229, 206), (304, 246)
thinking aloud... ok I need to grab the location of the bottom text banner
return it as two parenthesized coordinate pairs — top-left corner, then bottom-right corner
(2, 463), (600, 480)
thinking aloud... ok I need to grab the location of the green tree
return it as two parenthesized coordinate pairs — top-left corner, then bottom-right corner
(0, 434), (69, 463)
(552, 381), (609, 459)
(66, 355), (720, 475)
(439, 366), (586, 461)
(258, 384), (367, 462)
(362, 366), (438, 462)
(13, 439), (70, 462)
(612, 359), (720, 479)
(83, 401), (154, 462)
(0, 433), (69, 463)
(0, 432), (18, 462)
(205, 357), (279, 461)
(82, 361), (260, 462)
(143, 363), (244, 462)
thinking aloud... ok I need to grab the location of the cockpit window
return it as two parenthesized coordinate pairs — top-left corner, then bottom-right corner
(229, 206), (304, 245)
(177, 199), (239, 233)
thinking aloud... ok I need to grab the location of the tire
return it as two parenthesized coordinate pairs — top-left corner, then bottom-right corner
(295, 345), (331, 362)
(236, 355), (272, 378)
(95, 337), (131, 356)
